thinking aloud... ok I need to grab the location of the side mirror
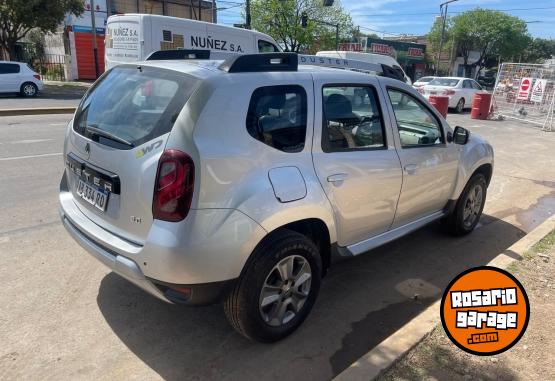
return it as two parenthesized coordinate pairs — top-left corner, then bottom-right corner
(453, 126), (470, 145)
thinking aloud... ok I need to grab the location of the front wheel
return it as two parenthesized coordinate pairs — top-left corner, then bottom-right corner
(444, 174), (487, 235)
(224, 230), (322, 342)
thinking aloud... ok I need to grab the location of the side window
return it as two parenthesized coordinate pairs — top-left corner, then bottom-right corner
(0, 63), (20, 74)
(246, 85), (307, 153)
(387, 88), (444, 147)
(258, 40), (280, 53)
(322, 85), (385, 152)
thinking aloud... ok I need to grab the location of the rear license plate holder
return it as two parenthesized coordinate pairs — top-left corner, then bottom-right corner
(77, 179), (109, 212)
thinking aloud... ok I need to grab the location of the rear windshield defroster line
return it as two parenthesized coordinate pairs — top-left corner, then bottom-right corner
(73, 65), (199, 149)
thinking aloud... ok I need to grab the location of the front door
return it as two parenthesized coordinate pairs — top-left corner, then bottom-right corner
(384, 87), (459, 228)
(312, 79), (403, 247)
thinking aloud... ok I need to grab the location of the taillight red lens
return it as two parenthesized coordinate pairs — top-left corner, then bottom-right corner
(33, 74), (41, 80)
(152, 150), (195, 222)
(444, 89), (456, 96)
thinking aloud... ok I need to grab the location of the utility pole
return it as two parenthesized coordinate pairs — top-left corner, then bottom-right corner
(90, 0), (99, 78)
(245, 0), (251, 29)
(436, 0), (458, 76)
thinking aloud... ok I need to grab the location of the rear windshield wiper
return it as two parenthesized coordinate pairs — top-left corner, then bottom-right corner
(86, 125), (134, 147)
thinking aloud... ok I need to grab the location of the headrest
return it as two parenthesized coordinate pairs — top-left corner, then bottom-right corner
(325, 94), (353, 119)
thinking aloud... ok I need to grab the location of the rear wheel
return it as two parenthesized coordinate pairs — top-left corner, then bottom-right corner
(444, 174), (487, 235)
(20, 82), (38, 97)
(455, 98), (465, 113)
(224, 230), (322, 342)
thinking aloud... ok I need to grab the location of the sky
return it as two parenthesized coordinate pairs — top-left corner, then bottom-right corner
(217, 0), (555, 39)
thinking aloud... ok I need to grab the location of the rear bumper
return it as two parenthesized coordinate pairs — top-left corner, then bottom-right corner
(59, 171), (263, 304)
(60, 209), (235, 305)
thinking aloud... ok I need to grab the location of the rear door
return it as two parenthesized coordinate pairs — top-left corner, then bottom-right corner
(64, 65), (199, 244)
(312, 77), (403, 247)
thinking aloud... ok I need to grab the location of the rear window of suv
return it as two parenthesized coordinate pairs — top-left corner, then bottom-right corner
(73, 65), (199, 148)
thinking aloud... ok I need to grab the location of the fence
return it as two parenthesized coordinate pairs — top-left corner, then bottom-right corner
(492, 63), (555, 131)
(30, 54), (68, 81)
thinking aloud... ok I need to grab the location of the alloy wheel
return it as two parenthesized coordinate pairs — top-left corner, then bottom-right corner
(463, 184), (483, 228)
(259, 255), (312, 327)
(24, 84), (36, 96)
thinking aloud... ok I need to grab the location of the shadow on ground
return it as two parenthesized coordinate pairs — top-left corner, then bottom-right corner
(97, 215), (525, 380)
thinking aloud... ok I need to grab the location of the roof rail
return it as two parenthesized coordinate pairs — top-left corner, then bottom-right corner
(146, 49), (211, 60)
(145, 49), (406, 82)
(219, 53), (298, 73)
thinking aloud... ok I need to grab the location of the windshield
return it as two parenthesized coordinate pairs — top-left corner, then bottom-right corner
(74, 65), (198, 148)
(429, 78), (460, 87)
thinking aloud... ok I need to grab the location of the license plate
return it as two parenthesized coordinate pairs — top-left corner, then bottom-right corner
(77, 179), (109, 211)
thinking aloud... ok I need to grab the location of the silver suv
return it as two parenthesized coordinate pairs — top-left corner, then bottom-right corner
(59, 53), (493, 342)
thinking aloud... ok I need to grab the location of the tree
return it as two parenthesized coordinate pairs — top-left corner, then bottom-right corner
(0, 0), (84, 60)
(521, 38), (555, 63)
(427, 15), (454, 74)
(250, 0), (353, 52)
(450, 9), (529, 77)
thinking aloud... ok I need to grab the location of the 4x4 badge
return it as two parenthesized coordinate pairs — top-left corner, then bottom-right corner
(136, 140), (163, 158)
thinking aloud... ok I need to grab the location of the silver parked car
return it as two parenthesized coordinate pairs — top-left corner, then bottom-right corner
(59, 52), (494, 342)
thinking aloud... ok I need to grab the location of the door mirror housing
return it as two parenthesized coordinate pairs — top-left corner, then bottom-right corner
(453, 126), (470, 145)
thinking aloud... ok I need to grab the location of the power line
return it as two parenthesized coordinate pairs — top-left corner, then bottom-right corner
(355, 6), (555, 17)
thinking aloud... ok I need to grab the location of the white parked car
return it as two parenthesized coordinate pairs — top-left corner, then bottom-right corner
(0, 61), (44, 97)
(420, 77), (483, 113)
(413, 76), (435, 88)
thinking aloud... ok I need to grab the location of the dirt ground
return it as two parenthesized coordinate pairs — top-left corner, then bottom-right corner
(377, 230), (555, 381)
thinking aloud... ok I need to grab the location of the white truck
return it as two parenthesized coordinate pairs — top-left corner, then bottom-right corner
(105, 14), (281, 69)
(317, 50), (412, 84)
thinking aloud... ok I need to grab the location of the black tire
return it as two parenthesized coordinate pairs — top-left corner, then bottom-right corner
(444, 173), (487, 235)
(455, 98), (465, 113)
(20, 82), (38, 97)
(224, 229), (322, 342)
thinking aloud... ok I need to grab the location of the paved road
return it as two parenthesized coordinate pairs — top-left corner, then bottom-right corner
(0, 114), (553, 380)
(0, 84), (87, 110)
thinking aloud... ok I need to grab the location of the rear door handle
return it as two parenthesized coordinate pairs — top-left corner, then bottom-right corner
(404, 164), (418, 175)
(327, 173), (349, 183)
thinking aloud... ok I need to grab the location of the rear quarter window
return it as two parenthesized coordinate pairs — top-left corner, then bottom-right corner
(246, 85), (307, 153)
(73, 65), (198, 148)
(0, 63), (20, 74)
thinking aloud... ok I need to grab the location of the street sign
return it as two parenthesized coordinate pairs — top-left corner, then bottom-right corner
(517, 77), (532, 100)
(530, 79), (547, 103)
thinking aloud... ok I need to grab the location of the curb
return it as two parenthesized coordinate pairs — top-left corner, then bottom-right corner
(333, 215), (555, 381)
(0, 107), (76, 116)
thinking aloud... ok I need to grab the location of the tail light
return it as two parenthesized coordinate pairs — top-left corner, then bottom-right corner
(33, 74), (41, 80)
(152, 150), (195, 222)
(443, 89), (456, 96)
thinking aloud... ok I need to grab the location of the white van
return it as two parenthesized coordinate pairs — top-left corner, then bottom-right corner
(316, 51), (412, 84)
(105, 14), (281, 69)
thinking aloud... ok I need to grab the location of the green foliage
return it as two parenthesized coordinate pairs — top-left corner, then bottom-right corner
(521, 38), (555, 63)
(0, 0), (84, 59)
(427, 16), (453, 54)
(450, 8), (530, 70)
(250, 0), (353, 52)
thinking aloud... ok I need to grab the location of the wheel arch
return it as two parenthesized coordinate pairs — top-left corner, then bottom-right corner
(245, 218), (333, 277)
